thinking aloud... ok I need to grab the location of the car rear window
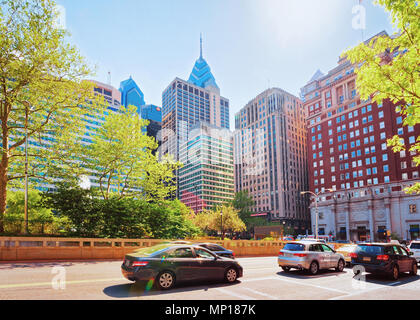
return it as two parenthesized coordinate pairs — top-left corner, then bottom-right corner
(356, 245), (384, 255)
(410, 243), (420, 249)
(283, 243), (305, 251)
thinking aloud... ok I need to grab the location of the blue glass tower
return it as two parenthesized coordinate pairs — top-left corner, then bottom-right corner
(119, 76), (146, 113)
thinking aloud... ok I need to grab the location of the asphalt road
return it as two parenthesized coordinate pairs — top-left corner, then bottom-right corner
(0, 257), (419, 300)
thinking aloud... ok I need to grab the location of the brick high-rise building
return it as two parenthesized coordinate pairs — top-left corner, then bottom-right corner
(301, 31), (420, 242)
(234, 88), (309, 233)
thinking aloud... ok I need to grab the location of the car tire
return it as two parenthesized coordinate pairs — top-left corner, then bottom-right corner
(156, 271), (175, 290)
(336, 259), (345, 272)
(225, 267), (238, 283)
(410, 262), (418, 276)
(309, 261), (319, 275)
(281, 266), (291, 272)
(390, 265), (399, 281)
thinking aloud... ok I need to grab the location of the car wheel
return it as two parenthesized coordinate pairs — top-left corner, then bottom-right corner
(156, 271), (175, 290)
(225, 267), (238, 283)
(281, 266), (291, 272)
(309, 261), (319, 275)
(390, 265), (399, 281)
(336, 259), (345, 272)
(410, 262), (418, 276)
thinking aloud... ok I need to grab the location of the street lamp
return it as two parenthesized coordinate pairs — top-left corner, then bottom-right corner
(301, 189), (334, 240)
(220, 210), (223, 240)
(22, 101), (32, 235)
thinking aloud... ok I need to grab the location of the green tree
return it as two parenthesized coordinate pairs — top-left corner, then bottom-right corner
(231, 190), (254, 223)
(60, 105), (181, 201)
(193, 204), (246, 238)
(343, 0), (420, 193)
(0, 0), (103, 232)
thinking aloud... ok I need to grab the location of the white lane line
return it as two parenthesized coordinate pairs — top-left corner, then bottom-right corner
(243, 276), (350, 294)
(329, 285), (385, 300)
(242, 287), (279, 300)
(215, 287), (257, 300)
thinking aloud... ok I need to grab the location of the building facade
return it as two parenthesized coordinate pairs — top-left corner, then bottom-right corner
(161, 38), (230, 197)
(233, 88), (310, 233)
(301, 31), (420, 241)
(178, 122), (234, 212)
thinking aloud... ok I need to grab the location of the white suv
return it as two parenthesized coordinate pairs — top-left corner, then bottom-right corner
(408, 241), (420, 264)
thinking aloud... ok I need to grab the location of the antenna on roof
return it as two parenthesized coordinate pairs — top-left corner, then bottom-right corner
(107, 71), (111, 85)
(200, 33), (203, 59)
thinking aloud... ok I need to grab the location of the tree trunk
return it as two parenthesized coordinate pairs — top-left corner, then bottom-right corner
(0, 121), (9, 233)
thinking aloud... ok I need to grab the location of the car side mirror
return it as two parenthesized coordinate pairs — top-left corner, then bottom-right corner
(409, 251), (414, 256)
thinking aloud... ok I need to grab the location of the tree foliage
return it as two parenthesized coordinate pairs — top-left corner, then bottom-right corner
(343, 0), (420, 193)
(0, 0), (103, 232)
(193, 204), (246, 237)
(42, 184), (200, 239)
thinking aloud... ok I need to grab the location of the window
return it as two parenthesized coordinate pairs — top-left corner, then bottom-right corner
(410, 204), (417, 213)
(382, 154), (388, 161)
(396, 116), (402, 124)
(379, 111), (384, 119)
(194, 248), (215, 259)
(169, 248), (194, 258)
(383, 165), (389, 172)
(409, 136), (415, 144)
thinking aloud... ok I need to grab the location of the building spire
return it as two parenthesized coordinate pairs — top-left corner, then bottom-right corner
(200, 33), (203, 59)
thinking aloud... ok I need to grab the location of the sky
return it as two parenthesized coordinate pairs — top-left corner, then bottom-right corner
(57, 0), (396, 130)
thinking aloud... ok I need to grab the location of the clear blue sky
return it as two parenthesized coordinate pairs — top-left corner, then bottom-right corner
(58, 0), (395, 129)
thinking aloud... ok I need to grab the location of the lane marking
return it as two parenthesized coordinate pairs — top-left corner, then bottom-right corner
(0, 278), (126, 289)
(242, 287), (279, 300)
(214, 287), (257, 300)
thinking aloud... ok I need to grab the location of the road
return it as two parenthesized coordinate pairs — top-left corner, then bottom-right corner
(0, 257), (419, 300)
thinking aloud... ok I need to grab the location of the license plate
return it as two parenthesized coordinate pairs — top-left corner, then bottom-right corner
(363, 257), (371, 262)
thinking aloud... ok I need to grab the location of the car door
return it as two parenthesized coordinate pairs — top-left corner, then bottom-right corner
(321, 244), (335, 268)
(397, 246), (411, 272)
(166, 247), (197, 281)
(193, 247), (224, 280)
(310, 244), (326, 268)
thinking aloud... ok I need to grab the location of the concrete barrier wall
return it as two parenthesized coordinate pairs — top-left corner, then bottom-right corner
(0, 237), (347, 261)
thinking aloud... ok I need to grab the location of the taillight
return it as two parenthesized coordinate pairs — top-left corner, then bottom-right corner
(349, 253), (358, 258)
(294, 253), (307, 257)
(279, 251), (284, 256)
(376, 255), (389, 261)
(132, 261), (149, 267)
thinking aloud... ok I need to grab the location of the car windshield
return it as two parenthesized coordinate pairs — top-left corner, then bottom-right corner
(283, 243), (306, 251)
(356, 245), (383, 255)
(410, 243), (420, 249)
(130, 244), (173, 257)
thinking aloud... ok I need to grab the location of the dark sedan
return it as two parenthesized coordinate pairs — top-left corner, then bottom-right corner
(351, 243), (418, 280)
(121, 244), (243, 290)
(196, 243), (235, 259)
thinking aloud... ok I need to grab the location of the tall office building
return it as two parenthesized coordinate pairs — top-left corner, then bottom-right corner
(234, 88), (309, 233)
(119, 77), (162, 143)
(161, 37), (230, 197)
(301, 31), (420, 241)
(179, 122), (234, 212)
(161, 37), (230, 161)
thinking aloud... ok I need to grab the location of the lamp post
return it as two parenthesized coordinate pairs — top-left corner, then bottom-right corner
(22, 101), (31, 235)
(220, 210), (223, 240)
(281, 221), (286, 241)
(301, 189), (334, 240)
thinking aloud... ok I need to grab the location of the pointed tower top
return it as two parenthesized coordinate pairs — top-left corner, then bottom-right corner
(200, 33), (203, 59)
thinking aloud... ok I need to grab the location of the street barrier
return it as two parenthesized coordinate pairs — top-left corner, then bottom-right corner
(0, 237), (346, 261)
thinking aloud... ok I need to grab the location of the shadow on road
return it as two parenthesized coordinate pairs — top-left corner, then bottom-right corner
(361, 272), (420, 286)
(276, 268), (344, 279)
(103, 279), (241, 299)
(0, 260), (113, 270)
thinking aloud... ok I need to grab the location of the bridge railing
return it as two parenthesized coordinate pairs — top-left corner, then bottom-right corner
(0, 236), (346, 261)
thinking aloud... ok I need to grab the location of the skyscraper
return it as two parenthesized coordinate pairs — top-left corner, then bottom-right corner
(161, 36), (230, 197)
(179, 122), (234, 212)
(301, 31), (420, 242)
(234, 88), (309, 233)
(161, 36), (230, 161)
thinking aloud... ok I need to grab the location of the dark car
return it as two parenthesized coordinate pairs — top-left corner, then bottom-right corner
(121, 244), (243, 290)
(351, 243), (418, 280)
(196, 243), (235, 259)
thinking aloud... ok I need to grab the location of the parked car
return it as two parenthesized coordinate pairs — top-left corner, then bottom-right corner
(278, 241), (346, 275)
(196, 243), (235, 259)
(336, 244), (357, 266)
(121, 244), (243, 290)
(408, 241), (420, 264)
(351, 243), (418, 280)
